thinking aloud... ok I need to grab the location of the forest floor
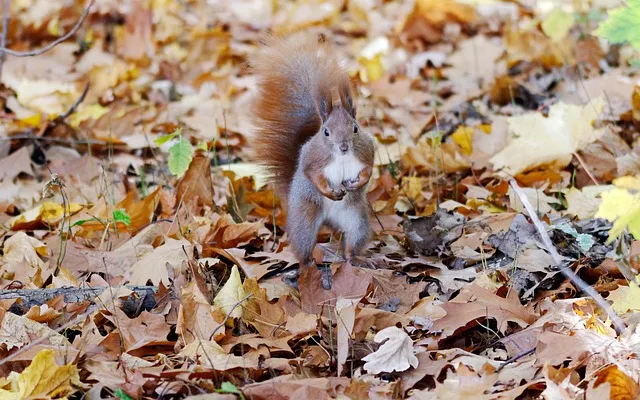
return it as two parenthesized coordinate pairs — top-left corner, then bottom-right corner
(0, 0), (640, 399)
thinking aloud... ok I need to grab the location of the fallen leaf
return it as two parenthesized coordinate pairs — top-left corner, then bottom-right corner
(336, 297), (359, 376)
(596, 176), (640, 242)
(0, 312), (70, 350)
(213, 265), (246, 319)
(1, 232), (49, 286)
(125, 237), (192, 286)
(606, 277), (640, 314)
(362, 326), (419, 374)
(285, 312), (318, 336)
(0, 147), (34, 181)
(589, 364), (639, 400)
(299, 263), (372, 315)
(0, 349), (85, 400)
(176, 149), (215, 214)
(430, 284), (537, 338)
(490, 98), (605, 176)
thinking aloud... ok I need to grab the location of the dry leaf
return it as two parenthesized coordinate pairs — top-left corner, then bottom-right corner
(490, 98), (605, 175)
(213, 265), (246, 319)
(0, 349), (85, 400)
(362, 326), (418, 374)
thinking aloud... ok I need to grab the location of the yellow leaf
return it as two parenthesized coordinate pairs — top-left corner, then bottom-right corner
(607, 277), (640, 314)
(595, 185), (640, 243)
(68, 104), (109, 128)
(541, 8), (574, 42)
(9, 202), (84, 230)
(490, 98), (604, 176)
(47, 16), (60, 36)
(358, 37), (389, 83)
(612, 175), (640, 191)
(478, 124), (491, 134)
(213, 265), (245, 319)
(18, 113), (42, 127)
(0, 349), (84, 400)
(451, 126), (475, 155)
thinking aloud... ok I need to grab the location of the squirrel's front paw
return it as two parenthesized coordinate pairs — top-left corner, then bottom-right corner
(343, 177), (361, 191)
(328, 186), (346, 201)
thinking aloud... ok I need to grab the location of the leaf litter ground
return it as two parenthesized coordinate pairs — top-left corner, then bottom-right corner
(0, 0), (640, 399)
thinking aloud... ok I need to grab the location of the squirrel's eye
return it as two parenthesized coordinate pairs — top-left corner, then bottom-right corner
(324, 128), (330, 136)
(353, 125), (358, 133)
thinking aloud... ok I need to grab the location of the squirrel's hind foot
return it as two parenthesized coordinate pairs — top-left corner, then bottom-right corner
(317, 265), (333, 289)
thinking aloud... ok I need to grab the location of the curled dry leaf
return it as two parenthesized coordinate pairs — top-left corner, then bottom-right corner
(362, 326), (419, 374)
(213, 265), (246, 319)
(1, 232), (49, 286)
(176, 149), (215, 214)
(336, 297), (359, 376)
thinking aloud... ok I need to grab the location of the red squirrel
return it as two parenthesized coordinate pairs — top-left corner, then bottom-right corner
(250, 33), (376, 289)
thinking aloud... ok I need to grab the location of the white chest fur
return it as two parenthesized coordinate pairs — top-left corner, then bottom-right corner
(323, 152), (365, 187)
(321, 152), (365, 234)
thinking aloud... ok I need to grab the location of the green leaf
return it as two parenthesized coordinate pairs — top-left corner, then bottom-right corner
(112, 209), (131, 226)
(154, 128), (182, 146)
(71, 217), (100, 227)
(114, 388), (134, 400)
(542, 8), (574, 42)
(168, 137), (194, 177)
(217, 382), (245, 400)
(594, 0), (640, 49)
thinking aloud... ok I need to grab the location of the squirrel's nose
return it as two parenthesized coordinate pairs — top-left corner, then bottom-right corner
(339, 143), (349, 153)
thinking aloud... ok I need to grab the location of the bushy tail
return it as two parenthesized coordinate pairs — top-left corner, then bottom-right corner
(250, 33), (349, 197)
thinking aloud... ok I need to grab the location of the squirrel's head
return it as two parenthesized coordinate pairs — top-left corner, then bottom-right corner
(317, 86), (359, 155)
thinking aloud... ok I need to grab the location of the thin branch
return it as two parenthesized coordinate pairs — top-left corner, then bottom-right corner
(60, 81), (90, 120)
(573, 151), (600, 186)
(0, 0), (9, 82)
(509, 179), (626, 333)
(496, 346), (536, 372)
(0, 285), (160, 304)
(208, 294), (253, 340)
(1, 0), (95, 57)
(0, 134), (121, 146)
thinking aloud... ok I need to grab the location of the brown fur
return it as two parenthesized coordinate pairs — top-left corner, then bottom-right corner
(250, 33), (355, 198)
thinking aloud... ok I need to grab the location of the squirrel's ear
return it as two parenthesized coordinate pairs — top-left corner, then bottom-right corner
(317, 98), (329, 123)
(344, 92), (356, 118)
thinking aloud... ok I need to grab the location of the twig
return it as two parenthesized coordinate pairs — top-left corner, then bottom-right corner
(0, 285), (160, 304)
(60, 81), (90, 120)
(496, 346), (536, 372)
(0, 134), (120, 146)
(0, 0), (9, 82)
(509, 179), (626, 333)
(208, 294), (253, 340)
(573, 151), (600, 186)
(1, 0), (94, 57)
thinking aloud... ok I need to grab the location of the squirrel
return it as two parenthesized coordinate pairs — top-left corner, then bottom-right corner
(250, 33), (376, 289)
